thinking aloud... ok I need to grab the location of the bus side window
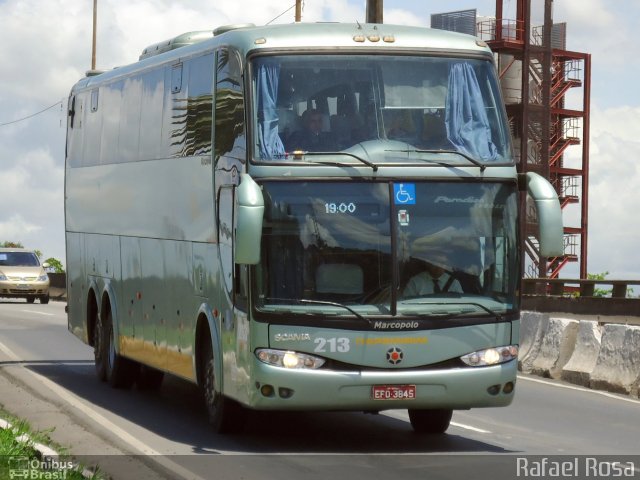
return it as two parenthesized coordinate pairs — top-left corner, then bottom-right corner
(214, 48), (245, 162)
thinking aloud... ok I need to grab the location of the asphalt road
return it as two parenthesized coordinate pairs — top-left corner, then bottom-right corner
(1, 300), (639, 480)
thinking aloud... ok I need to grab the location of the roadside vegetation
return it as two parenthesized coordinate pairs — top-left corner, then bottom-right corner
(0, 409), (101, 479)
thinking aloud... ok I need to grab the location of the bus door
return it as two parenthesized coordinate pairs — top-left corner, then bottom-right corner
(213, 46), (250, 400)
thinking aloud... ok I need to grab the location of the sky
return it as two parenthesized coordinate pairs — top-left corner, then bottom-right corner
(0, 0), (638, 280)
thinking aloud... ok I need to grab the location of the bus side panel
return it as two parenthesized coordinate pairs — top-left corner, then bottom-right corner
(119, 236), (143, 358)
(65, 157), (216, 242)
(66, 232), (86, 342)
(85, 234), (120, 281)
(163, 240), (195, 380)
(139, 237), (166, 372)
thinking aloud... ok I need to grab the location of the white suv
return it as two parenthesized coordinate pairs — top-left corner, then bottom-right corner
(0, 248), (50, 304)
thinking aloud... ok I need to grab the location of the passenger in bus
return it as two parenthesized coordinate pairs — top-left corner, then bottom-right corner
(419, 112), (451, 150)
(403, 260), (463, 297)
(286, 109), (336, 152)
(385, 109), (416, 142)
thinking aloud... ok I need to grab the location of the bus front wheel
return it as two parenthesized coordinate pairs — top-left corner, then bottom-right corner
(203, 342), (246, 434)
(408, 408), (453, 434)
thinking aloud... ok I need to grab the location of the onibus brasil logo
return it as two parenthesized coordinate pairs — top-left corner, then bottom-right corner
(8, 456), (76, 479)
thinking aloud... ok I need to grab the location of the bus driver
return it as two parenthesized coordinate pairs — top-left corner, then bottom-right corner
(403, 260), (463, 297)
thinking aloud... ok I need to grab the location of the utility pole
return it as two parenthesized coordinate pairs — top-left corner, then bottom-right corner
(91, 0), (97, 70)
(366, 0), (383, 23)
(295, 0), (302, 22)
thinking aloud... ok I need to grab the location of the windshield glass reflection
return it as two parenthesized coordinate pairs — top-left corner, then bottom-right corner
(252, 55), (512, 165)
(254, 181), (519, 320)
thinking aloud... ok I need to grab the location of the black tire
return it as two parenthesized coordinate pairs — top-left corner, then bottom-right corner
(104, 310), (138, 389)
(26, 296), (35, 304)
(40, 295), (49, 304)
(202, 340), (245, 434)
(93, 308), (108, 381)
(136, 365), (164, 390)
(408, 409), (453, 434)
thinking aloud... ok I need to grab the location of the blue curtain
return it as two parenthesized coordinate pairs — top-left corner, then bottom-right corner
(256, 60), (286, 159)
(445, 63), (498, 161)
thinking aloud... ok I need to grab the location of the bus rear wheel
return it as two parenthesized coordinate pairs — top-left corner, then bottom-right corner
(94, 309), (107, 381)
(408, 409), (453, 434)
(103, 310), (138, 389)
(202, 341), (245, 434)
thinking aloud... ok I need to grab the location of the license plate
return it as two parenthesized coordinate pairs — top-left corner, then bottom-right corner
(15, 284), (30, 289)
(371, 385), (416, 400)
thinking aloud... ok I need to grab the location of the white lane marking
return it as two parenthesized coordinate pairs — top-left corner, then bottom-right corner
(518, 375), (640, 405)
(450, 421), (492, 434)
(0, 340), (207, 480)
(382, 410), (492, 433)
(20, 309), (56, 316)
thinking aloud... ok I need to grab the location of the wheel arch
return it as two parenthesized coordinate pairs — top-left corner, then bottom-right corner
(86, 282), (99, 347)
(100, 280), (121, 354)
(194, 304), (222, 392)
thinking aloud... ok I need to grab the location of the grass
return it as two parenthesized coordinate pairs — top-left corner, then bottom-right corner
(0, 409), (103, 479)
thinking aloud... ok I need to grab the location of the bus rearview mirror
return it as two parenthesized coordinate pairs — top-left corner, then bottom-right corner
(523, 172), (564, 257)
(235, 174), (264, 265)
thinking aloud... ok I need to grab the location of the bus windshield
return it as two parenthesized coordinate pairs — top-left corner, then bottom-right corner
(254, 181), (519, 321)
(251, 54), (512, 165)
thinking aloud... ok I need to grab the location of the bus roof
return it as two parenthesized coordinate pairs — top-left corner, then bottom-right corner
(71, 22), (491, 91)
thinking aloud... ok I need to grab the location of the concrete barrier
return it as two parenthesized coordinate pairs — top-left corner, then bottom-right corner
(518, 312), (547, 360)
(529, 317), (579, 379)
(561, 320), (602, 387)
(589, 324), (640, 396)
(520, 313), (640, 398)
(518, 312), (549, 373)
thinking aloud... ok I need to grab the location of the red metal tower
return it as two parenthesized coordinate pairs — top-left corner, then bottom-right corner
(478, 0), (591, 279)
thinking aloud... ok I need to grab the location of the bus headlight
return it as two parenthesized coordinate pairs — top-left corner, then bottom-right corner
(256, 349), (325, 369)
(460, 345), (518, 367)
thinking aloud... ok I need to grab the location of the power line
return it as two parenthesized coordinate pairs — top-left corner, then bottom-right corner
(266, 1), (299, 25)
(0, 100), (64, 127)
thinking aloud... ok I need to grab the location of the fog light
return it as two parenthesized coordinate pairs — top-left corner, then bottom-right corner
(278, 387), (294, 399)
(260, 384), (275, 397)
(503, 382), (515, 394)
(487, 385), (501, 396)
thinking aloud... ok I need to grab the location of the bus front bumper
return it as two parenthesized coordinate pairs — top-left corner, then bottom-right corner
(248, 359), (517, 411)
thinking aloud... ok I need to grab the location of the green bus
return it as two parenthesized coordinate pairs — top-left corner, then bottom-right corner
(65, 22), (563, 433)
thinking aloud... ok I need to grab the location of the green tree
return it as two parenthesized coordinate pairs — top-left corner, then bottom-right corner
(1, 241), (24, 248)
(587, 271), (610, 297)
(44, 257), (65, 273)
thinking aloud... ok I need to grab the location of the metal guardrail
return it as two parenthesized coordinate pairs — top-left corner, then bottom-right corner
(522, 278), (640, 318)
(523, 278), (640, 298)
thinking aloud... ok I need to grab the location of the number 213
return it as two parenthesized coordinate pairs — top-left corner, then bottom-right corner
(314, 337), (350, 353)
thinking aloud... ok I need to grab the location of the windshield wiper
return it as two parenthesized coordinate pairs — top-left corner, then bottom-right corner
(261, 297), (372, 326)
(291, 151), (378, 172)
(389, 148), (486, 172)
(407, 301), (503, 320)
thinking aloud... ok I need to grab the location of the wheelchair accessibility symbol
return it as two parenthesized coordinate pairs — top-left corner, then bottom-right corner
(394, 183), (416, 205)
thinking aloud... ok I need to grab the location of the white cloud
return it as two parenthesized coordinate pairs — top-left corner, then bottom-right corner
(585, 105), (640, 278)
(0, 214), (42, 240)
